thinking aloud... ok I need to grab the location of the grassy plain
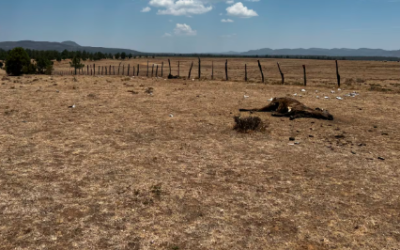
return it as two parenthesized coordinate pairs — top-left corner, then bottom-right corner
(1, 58), (400, 249)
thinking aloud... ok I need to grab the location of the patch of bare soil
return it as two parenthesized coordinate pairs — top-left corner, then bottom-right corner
(0, 72), (399, 249)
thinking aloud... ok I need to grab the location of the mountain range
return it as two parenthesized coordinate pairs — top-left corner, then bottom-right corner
(1, 40), (400, 58)
(0, 40), (143, 55)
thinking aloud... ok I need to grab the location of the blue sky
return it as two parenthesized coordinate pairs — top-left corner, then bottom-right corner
(0, 0), (400, 53)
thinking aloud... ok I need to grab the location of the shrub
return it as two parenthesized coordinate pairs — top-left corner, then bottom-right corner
(22, 63), (37, 74)
(233, 116), (267, 133)
(5, 47), (31, 76)
(0, 61), (3, 69)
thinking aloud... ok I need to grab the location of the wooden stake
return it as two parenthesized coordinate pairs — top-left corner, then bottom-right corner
(257, 60), (264, 83)
(188, 61), (193, 79)
(127, 64), (130, 76)
(122, 65), (125, 75)
(225, 60), (228, 81)
(178, 61), (180, 76)
(303, 65), (307, 86)
(161, 62), (164, 77)
(137, 64), (140, 76)
(113, 66), (115, 75)
(105, 67), (107, 75)
(151, 64), (154, 77)
(245, 64), (248, 82)
(156, 65), (158, 77)
(147, 61), (149, 77)
(168, 59), (172, 76)
(335, 60), (340, 88)
(277, 62), (284, 84)
(211, 61), (214, 80)
(93, 64), (96, 75)
(198, 57), (201, 79)
(109, 65), (111, 75)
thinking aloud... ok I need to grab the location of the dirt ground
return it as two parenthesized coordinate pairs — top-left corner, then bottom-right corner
(1, 59), (400, 249)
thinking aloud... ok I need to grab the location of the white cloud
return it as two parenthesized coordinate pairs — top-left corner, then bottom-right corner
(141, 6), (151, 12)
(163, 32), (173, 37)
(245, 0), (259, 2)
(149, 0), (212, 16)
(221, 18), (234, 22)
(226, 0), (234, 3)
(219, 12), (223, 15)
(174, 23), (197, 36)
(226, 2), (258, 18)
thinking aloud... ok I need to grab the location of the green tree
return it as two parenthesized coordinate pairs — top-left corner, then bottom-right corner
(5, 47), (31, 76)
(128, 53), (132, 59)
(121, 52), (126, 60)
(36, 57), (52, 74)
(69, 56), (85, 75)
(115, 53), (120, 60)
(0, 61), (3, 69)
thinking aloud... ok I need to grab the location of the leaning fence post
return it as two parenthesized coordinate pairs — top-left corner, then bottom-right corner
(211, 61), (214, 80)
(168, 59), (172, 76)
(225, 59), (228, 81)
(335, 60), (340, 88)
(245, 64), (248, 82)
(277, 62), (284, 84)
(257, 60), (264, 83)
(198, 57), (201, 79)
(188, 61), (193, 79)
(303, 65), (307, 86)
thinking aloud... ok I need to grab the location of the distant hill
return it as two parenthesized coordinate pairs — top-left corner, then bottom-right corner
(0, 40), (144, 55)
(240, 48), (400, 58)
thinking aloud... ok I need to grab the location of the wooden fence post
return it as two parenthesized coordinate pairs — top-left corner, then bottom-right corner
(109, 65), (111, 75)
(93, 64), (96, 75)
(161, 62), (164, 77)
(151, 64), (154, 77)
(122, 65), (125, 75)
(156, 65), (158, 77)
(168, 59), (172, 76)
(137, 64), (140, 76)
(105, 67), (107, 75)
(277, 62), (284, 84)
(178, 61), (180, 76)
(87, 65), (89, 75)
(133, 66), (135, 76)
(198, 57), (201, 79)
(245, 64), (248, 82)
(225, 60), (228, 81)
(211, 61), (214, 80)
(127, 64), (130, 76)
(303, 65), (307, 86)
(335, 60), (340, 88)
(147, 61), (149, 77)
(257, 60), (264, 83)
(113, 66), (115, 75)
(188, 61), (193, 79)
(91, 69), (93, 76)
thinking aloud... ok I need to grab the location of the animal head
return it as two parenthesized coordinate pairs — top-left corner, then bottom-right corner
(315, 108), (334, 120)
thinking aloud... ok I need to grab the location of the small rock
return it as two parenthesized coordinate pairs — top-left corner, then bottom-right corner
(301, 89), (306, 92)
(324, 96), (329, 99)
(289, 137), (295, 141)
(243, 95), (249, 99)
(378, 157), (385, 161)
(351, 151), (356, 154)
(309, 135), (314, 138)
(169, 114), (174, 118)
(336, 97), (343, 100)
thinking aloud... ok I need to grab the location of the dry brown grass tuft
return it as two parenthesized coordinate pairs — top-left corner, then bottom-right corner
(233, 116), (267, 133)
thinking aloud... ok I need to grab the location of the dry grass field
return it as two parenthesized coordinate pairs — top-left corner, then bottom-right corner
(1, 58), (400, 249)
